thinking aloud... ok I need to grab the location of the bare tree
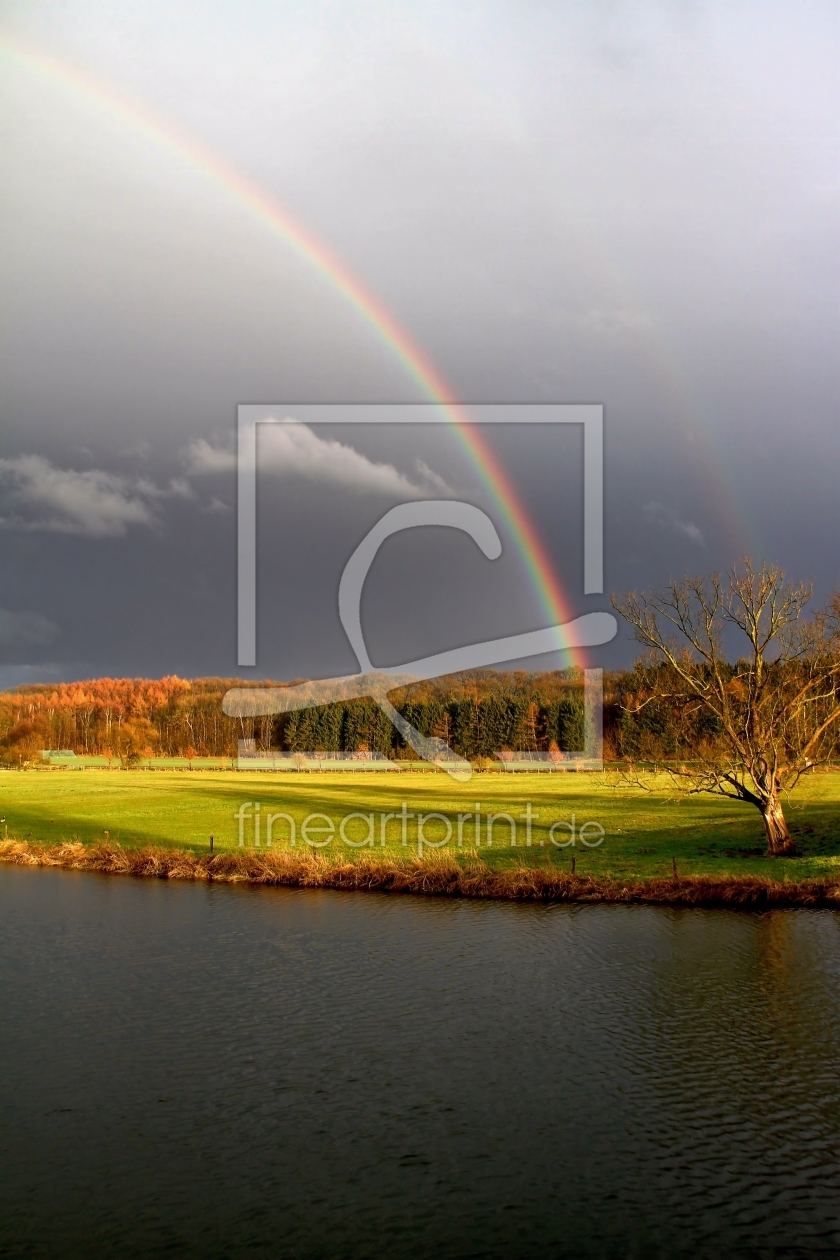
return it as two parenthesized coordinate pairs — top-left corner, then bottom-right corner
(613, 560), (840, 855)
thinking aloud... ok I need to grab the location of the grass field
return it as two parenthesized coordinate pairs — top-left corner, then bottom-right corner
(3, 767), (840, 882)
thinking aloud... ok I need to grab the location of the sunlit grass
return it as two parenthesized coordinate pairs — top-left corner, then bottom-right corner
(2, 767), (840, 882)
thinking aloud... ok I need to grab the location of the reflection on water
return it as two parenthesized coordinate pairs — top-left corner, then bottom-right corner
(1, 866), (838, 1259)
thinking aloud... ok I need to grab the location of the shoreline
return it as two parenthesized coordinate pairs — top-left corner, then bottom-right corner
(2, 839), (839, 909)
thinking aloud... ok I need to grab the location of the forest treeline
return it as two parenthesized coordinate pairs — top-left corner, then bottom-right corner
(0, 666), (771, 764)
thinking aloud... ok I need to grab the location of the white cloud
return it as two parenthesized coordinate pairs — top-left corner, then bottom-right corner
(168, 477), (196, 500)
(644, 501), (705, 546)
(0, 608), (59, 649)
(136, 476), (195, 500)
(678, 521), (705, 545)
(184, 423), (449, 497)
(0, 455), (163, 537)
(415, 458), (452, 493)
(182, 439), (237, 475)
(262, 423), (421, 494)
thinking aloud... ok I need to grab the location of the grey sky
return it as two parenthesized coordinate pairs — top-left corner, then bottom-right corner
(0, 1), (837, 686)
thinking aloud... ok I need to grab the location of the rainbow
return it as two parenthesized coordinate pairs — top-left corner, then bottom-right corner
(1, 32), (588, 662)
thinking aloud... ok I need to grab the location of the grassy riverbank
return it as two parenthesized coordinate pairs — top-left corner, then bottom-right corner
(2, 839), (840, 909)
(2, 767), (840, 886)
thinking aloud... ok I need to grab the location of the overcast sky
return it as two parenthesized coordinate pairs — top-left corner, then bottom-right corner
(0, 0), (837, 686)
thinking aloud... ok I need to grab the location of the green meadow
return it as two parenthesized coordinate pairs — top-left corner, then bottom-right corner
(2, 767), (840, 882)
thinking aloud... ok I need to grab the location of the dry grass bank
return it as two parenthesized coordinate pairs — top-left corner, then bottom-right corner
(2, 839), (839, 909)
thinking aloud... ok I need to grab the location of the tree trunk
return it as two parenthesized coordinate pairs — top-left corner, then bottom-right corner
(760, 795), (795, 856)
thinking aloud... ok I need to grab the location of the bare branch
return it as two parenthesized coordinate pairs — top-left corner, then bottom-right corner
(613, 560), (839, 856)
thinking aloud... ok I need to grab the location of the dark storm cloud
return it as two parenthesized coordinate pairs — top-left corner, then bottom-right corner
(0, 1), (836, 682)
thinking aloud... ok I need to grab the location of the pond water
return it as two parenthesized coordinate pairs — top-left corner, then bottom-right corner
(1, 865), (838, 1258)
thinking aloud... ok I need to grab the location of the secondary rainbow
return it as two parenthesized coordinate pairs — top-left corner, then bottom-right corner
(1, 33), (586, 661)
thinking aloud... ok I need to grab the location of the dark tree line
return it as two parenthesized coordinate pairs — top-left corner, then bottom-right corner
(282, 692), (586, 758)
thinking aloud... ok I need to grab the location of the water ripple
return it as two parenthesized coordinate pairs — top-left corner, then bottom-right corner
(0, 867), (838, 1258)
